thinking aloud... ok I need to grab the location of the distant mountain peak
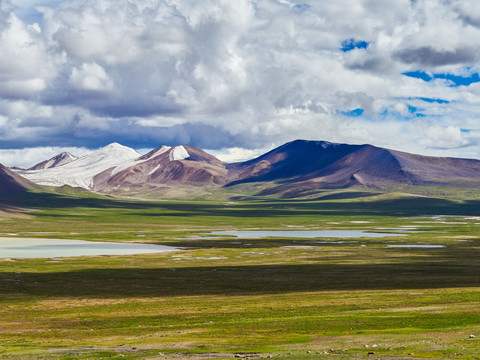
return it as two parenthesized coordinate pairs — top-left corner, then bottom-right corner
(28, 152), (78, 171)
(287, 139), (339, 148)
(103, 142), (122, 148)
(98, 142), (139, 153)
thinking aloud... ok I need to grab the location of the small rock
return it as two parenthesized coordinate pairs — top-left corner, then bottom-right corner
(364, 345), (369, 348)
(470, 334), (476, 338)
(367, 352), (375, 356)
(306, 350), (311, 353)
(371, 344), (378, 348)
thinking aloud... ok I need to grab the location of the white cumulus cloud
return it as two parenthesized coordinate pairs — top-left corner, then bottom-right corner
(69, 63), (114, 91)
(0, 0), (480, 166)
(0, 12), (54, 98)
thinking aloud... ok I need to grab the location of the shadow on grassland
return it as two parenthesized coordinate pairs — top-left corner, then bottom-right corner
(0, 191), (161, 210)
(1, 255), (479, 299)
(128, 197), (480, 217)
(3, 190), (480, 218)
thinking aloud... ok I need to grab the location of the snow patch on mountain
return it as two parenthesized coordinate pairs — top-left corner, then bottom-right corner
(169, 146), (190, 161)
(148, 164), (162, 176)
(17, 143), (140, 189)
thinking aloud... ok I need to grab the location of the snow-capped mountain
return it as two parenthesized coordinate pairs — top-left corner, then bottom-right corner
(15, 143), (141, 189)
(28, 152), (78, 170)
(15, 143), (226, 191)
(93, 145), (227, 190)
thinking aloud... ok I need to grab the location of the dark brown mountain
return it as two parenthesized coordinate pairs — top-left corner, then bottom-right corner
(226, 140), (480, 191)
(92, 145), (228, 191)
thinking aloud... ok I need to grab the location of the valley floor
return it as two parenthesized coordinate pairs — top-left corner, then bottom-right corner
(0, 190), (479, 359)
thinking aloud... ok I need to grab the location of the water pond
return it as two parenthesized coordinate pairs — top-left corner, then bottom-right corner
(0, 237), (179, 259)
(206, 230), (406, 239)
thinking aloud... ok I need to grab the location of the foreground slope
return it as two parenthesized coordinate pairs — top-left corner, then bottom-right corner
(0, 163), (41, 209)
(0, 163), (35, 197)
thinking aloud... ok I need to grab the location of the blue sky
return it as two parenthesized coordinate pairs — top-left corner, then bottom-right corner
(0, 0), (479, 167)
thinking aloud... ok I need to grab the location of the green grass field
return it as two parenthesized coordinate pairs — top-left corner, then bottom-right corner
(0, 188), (479, 359)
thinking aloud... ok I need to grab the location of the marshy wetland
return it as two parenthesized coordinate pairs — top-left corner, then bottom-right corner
(0, 189), (479, 359)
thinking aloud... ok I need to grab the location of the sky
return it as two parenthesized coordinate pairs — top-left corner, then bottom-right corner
(1, 0), (480, 167)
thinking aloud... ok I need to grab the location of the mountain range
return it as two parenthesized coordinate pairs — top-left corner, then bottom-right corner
(5, 140), (480, 199)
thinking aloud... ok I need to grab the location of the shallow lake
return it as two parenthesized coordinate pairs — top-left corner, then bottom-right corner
(206, 230), (406, 239)
(0, 237), (179, 258)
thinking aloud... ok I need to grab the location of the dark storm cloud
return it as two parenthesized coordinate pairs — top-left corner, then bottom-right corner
(0, 120), (242, 150)
(393, 46), (478, 66)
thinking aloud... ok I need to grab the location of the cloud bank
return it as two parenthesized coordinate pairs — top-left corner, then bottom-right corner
(1, 0), (480, 166)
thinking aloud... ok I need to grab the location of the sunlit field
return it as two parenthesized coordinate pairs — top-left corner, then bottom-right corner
(0, 188), (479, 359)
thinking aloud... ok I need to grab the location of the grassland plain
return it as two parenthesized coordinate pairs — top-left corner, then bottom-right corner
(0, 188), (479, 359)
